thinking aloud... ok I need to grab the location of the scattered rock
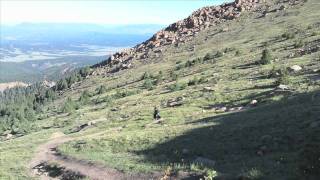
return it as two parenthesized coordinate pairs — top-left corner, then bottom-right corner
(203, 87), (215, 92)
(228, 106), (244, 112)
(276, 84), (290, 91)
(167, 97), (184, 107)
(87, 120), (97, 126)
(6, 133), (13, 140)
(111, 107), (119, 111)
(249, 99), (258, 106)
(182, 148), (190, 155)
(289, 65), (302, 72)
(209, 105), (228, 112)
(93, 0), (270, 72)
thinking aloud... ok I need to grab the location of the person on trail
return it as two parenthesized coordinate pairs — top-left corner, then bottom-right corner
(153, 106), (161, 120)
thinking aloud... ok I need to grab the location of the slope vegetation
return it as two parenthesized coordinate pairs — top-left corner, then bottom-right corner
(0, 0), (319, 179)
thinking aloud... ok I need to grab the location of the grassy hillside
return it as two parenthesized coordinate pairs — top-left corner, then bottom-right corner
(0, 0), (319, 179)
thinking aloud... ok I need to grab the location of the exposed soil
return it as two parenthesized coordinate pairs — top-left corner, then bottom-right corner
(28, 132), (162, 180)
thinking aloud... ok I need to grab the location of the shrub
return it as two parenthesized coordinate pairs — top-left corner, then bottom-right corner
(154, 71), (164, 85)
(79, 66), (91, 77)
(294, 40), (305, 48)
(203, 53), (215, 61)
(62, 97), (77, 113)
(268, 65), (279, 78)
(45, 89), (56, 101)
(169, 82), (187, 91)
(259, 49), (272, 65)
(113, 89), (138, 99)
(142, 78), (154, 90)
(282, 32), (295, 39)
(79, 90), (91, 104)
(170, 71), (179, 81)
(141, 72), (151, 80)
(235, 50), (242, 56)
(311, 31), (319, 36)
(275, 68), (290, 85)
(215, 51), (223, 58)
(96, 85), (107, 95)
(188, 76), (207, 86)
(95, 95), (113, 105)
(56, 79), (68, 91)
(176, 64), (184, 70)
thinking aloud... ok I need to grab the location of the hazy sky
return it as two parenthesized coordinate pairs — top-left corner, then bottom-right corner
(1, 0), (230, 25)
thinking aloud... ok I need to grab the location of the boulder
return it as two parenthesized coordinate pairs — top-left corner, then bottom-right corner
(182, 148), (190, 155)
(289, 65), (302, 72)
(276, 84), (290, 91)
(249, 99), (258, 105)
(203, 87), (215, 92)
(6, 133), (13, 140)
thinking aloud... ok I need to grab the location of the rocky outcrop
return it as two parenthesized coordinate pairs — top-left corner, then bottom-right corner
(93, 0), (305, 72)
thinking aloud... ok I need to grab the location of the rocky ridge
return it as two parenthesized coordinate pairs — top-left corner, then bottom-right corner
(93, 0), (305, 73)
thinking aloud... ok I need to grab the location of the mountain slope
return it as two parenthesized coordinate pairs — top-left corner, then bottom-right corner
(0, 0), (319, 179)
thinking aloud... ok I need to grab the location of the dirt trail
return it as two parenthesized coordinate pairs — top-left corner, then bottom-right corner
(28, 131), (161, 180)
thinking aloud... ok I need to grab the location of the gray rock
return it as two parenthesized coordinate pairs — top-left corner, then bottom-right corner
(289, 65), (302, 72)
(182, 148), (190, 155)
(250, 99), (258, 105)
(277, 84), (289, 91)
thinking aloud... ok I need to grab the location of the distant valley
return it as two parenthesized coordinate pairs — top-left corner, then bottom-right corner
(0, 23), (164, 83)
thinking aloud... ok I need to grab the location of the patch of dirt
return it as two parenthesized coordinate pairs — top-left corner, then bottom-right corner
(28, 131), (163, 180)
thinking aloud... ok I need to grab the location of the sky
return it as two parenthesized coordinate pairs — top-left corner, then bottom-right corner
(0, 0), (230, 25)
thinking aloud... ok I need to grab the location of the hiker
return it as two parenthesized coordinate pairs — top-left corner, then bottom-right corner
(153, 106), (161, 120)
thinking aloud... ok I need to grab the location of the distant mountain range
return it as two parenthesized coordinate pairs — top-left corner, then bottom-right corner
(0, 23), (165, 83)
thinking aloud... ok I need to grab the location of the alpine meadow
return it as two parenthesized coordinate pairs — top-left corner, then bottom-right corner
(0, 0), (320, 180)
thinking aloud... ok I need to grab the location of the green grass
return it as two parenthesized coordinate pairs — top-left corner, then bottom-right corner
(1, 0), (320, 179)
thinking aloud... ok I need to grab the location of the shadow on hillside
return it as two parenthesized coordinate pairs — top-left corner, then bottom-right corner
(233, 62), (258, 70)
(136, 90), (320, 179)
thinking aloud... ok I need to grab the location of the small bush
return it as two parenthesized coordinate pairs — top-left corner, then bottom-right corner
(215, 51), (223, 58)
(282, 32), (295, 39)
(311, 31), (319, 36)
(176, 64), (184, 70)
(113, 89), (138, 99)
(141, 72), (152, 80)
(275, 68), (290, 85)
(259, 49), (272, 65)
(170, 71), (179, 81)
(142, 78), (154, 90)
(204, 170), (218, 180)
(96, 85), (107, 95)
(269, 66), (278, 78)
(154, 71), (164, 85)
(79, 90), (91, 104)
(62, 97), (77, 113)
(168, 82), (187, 91)
(203, 53), (215, 61)
(188, 76), (207, 86)
(235, 50), (242, 56)
(294, 40), (305, 48)
(79, 66), (91, 77)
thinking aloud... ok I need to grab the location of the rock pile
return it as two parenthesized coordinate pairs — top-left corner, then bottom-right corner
(94, 0), (305, 72)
